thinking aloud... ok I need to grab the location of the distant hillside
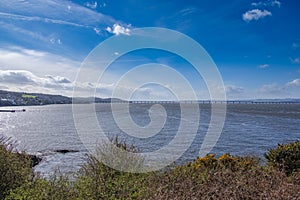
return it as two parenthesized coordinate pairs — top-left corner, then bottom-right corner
(72, 97), (125, 104)
(249, 98), (300, 103)
(0, 90), (123, 106)
(0, 90), (72, 106)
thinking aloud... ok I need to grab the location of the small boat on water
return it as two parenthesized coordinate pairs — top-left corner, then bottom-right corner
(0, 108), (26, 113)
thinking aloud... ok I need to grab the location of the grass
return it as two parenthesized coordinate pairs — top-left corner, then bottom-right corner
(1, 136), (300, 199)
(21, 94), (36, 99)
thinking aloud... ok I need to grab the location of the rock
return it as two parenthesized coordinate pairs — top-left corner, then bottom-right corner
(29, 154), (42, 167)
(54, 149), (79, 154)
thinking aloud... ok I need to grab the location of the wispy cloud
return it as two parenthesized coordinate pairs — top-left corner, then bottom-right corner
(259, 83), (287, 97)
(106, 24), (131, 35)
(290, 57), (300, 64)
(93, 27), (101, 35)
(226, 85), (244, 94)
(257, 79), (300, 98)
(292, 43), (299, 49)
(50, 37), (62, 45)
(243, 9), (272, 22)
(259, 64), (269, 69)
(251, 0), (281, 8)
(85, 1), (98, 9)
(286, 79), (300, 87)
(0, 21), (50, 43)
(0, 0), (118, 38)
(271, 0), (281, 7)
(179, 7), (199, 16)
(0, 12), (90, 28)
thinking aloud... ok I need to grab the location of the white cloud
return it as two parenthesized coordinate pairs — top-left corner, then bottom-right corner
(290, 57), (300, 64)
(0, 46), (159, 98)
(50, 37), (62, 45)
(0, 70), (36, 85)
(224, 85), (245, 99)
(0, 69), (116, 97)
(0, 70), (73, 90)
(85, 1), (98, 9)
(45, 75), (71, 84)
(93, 27), (101, 35)
(258, 83), (287, 98)
(243, 9), (272, 22)
(106, 24), (131, 36)
(251, 0), (281, 8)
(257, 79), (300, 98)
(271, 0), (281, 7)
(0, 46), (79, 82)
(286, 79), (300, 87)
(251, 2), (263, 7)
(226, 85), (244, 94)
(57, 39), (62, 45)
(259, 64), (269, 69)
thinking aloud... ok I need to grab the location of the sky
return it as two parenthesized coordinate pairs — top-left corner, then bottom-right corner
(0, 0), (300, 100)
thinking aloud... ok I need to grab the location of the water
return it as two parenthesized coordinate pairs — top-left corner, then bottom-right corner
(0, 103), (300, 176)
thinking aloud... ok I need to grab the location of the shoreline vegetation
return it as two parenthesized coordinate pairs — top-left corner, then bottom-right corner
(0, 136), (299, 199)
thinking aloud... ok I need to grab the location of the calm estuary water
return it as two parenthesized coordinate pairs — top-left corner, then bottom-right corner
(0, 103), (300, 176)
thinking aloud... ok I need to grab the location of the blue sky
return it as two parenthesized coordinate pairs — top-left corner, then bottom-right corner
(0, 0), (299, 99)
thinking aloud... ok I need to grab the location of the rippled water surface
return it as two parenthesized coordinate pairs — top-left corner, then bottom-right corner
(0, 103), (299, 176)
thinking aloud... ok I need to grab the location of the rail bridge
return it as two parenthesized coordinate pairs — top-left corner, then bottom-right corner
(99, 100), (300, 104)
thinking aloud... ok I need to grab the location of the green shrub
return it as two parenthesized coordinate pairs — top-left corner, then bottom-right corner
(4, 136), (149, 200)
(145, 153), (299, 199)
(74, 137), (149, 199)
(265, 141), (300, 175)
(93, 136), (145, 173)
(3, 137), (300, 199)
(0, 137), (33, 199)
(5, 175), (74, 200)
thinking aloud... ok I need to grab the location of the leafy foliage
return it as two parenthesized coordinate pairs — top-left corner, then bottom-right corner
(5, 176), (73, 200)
(1, 137), (300, 199)
(0, 137), (33, 200)
(265, 141), (300, 175)
(74, 137), (149, 199)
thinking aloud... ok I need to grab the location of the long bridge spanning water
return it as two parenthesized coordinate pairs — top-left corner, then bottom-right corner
(102, 100), (300, 104)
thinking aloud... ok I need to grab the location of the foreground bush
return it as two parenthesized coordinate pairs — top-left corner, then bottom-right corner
(6, 137), (149, 200)
(265, 141), (300, 175)
(146, 154), (300, 199)
(2, 138), (300, 199)
(5, 176), (73, 200)
(74, 137), (148, 199)
(0, 137), (33, 200)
